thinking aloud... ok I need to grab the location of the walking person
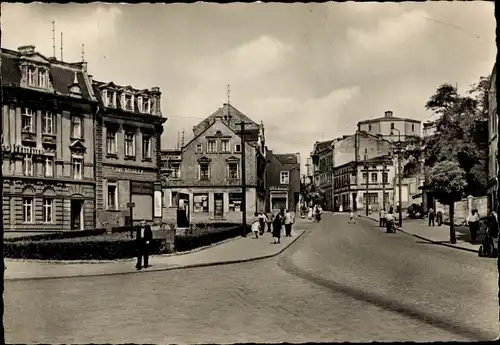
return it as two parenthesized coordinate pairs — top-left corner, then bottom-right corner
(308, 206), (313, 220)
(379, 208), (386, 227)
(349, 209), (356, 224)
(273, 210), (283, 244)
(467, 209), (480, 243)
(315, 205), (322, 223)
(251, 212), (261, 239)
(428, 207), (435, 226)
(136, 220), (153, 270)
(266, 211), (273, 233)
(386, 207), (395, 233)
(258, 211), (266, 236)
(284, 209), (293, 237)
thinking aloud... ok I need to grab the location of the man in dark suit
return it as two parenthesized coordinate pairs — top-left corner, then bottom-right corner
(135, 220), (153, 270)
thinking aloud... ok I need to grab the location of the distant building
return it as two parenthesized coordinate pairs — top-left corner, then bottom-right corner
(488, 63), (498, 211)
(357, 110), (421, 142)
(163, 103), (267, 223)
(1, 45), (97, 232)
(265, 151), (300, 212)
(310, 139), (334, 209)
(92, 80), (166, 228)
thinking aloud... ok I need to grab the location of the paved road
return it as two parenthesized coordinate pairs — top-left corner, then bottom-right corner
(5, 214), (498, 343)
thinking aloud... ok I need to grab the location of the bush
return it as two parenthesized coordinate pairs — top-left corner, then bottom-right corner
(174, 224), (250, 252)
(4, 228), (107, 243)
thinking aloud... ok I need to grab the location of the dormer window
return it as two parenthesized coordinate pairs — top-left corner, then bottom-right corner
(124, 94), (133, 111)
(38, 69), (47, 88)
(27, 67), (36, 86)
(143, 97), (151, 114)
(104, 90), (116, 108)
(138, 96), (143, 112)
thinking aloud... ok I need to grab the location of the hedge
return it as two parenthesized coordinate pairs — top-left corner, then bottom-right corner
(175, 224), (250, 252)
(4, 228), (107, 243)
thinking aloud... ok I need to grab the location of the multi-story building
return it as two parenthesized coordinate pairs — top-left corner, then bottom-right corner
(265, 151), (301, 212)
(92, 80), (166, 228)
(310, 139), (334, 210)
(488, 63), (498, 211)
(357, 110), (421, 142)
(1, 45), (97, 232)
(163, 103), (267, 223)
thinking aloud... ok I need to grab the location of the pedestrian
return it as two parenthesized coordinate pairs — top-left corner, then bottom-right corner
(349, 209), (356, 224)
(251, 212), (261, 239)
(339, 204), (343, 213)
(315, 205), (322, 223)
(266, 211), (273, 233)
(379, 208), (386, 227)
(386, 207), (395, 233)
(467, 209), (480, 243)
(258, 211), (266, 236)
(272, 211), (283, 244)
(135, 220), (153, 270)
(308, 206), (313, 220)
(436, 209), (443, 226)
(284, 209), (293, 237)
(428, 207), (435, 226)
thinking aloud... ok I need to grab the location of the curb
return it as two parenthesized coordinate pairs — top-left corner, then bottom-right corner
(5, 229), (308, 282)
(360, 216), (479, 254)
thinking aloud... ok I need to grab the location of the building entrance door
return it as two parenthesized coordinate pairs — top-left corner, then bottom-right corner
(214, 193), (224, 218)
(70, 200), (84, 230)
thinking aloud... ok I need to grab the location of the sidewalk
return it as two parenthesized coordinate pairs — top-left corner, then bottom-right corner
(363, 215), (480, 253)
(5, 219), (313, 281)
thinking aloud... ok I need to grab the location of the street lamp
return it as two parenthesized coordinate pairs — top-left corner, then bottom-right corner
(391, 128), (404, 227)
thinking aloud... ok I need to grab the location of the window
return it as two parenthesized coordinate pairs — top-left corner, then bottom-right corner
(234, 144), (241, 153)
(364, 193), (378, 205)
(368, 124), (372, 131)
(24, 155), (33, 176)
(390, 123), (395, 130)
(107, 183), (118, 210)
(27, 67), (36, 86)
(196, 144), (203, 153)
(170, 163), (180, 179)
(280, 171), (289, 184)
(229, 193), (242, 212)
(362, 172), (368, 184)
(106, 129), (117, 155)
(137, 96), (143, 112)
(38, 69), (47, 88)
(44, 157), (53, 177)
(228, 162), (239, 179)
(71, 116), (82, 138)
(199, 163), (210, 180)
(220, 139), (230, 153)
(124, 94), (133, 111)
(193, 193), (209, 213)
(43, 198), (53, 223)
(142, 135), (151, 159)
(105, 90), (115, 108)
(125, 132), (136, 157)
(371, 172), (378, 183)
(42, 111), (53, 134)
(169, 191), (178, 207)
(22, 197), (33, 223)
(72, 157), (83, 180)
(143, 98), (151, 113)
(22, 108), (33, 132)
(411, 123), (415, 132)
(207, 140), (217, 153)
(382, 172), (388, 184)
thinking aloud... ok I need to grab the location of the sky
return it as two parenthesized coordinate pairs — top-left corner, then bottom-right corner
(1, 2), (496, 174)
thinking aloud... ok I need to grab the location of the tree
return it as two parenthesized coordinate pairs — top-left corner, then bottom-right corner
(428, 161), (468, 244)
(300, 181), (326, 206)
(424, 78), (489, 196)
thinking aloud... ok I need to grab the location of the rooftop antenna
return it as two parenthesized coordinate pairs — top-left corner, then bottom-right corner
(60, 32), (63, 61)
(181, 129), (185, 148)
(52, 21), (56, 59)
(81, 44), (85, 62)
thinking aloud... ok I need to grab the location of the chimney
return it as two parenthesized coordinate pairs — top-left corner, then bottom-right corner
(384, 110), (393, 117)
(18, 45), (35, 55)
(296, 152), (301, 166)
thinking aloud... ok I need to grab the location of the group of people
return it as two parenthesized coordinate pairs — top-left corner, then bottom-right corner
(251, 208), (295, 244)
(379, 207), (397, 233)
(306, 205), (323, 222)
(427, 207), (444, 226)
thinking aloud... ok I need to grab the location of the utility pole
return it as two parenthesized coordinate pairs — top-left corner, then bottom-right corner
(398, 149), (403, 227)
(0, 4), (5, 343)
(382, 156), (387, 211)
(364, 148), (369, 217)
(237, 122), (248, 237)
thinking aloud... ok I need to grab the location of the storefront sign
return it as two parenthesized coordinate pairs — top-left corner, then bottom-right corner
(269, 186), (288, 191)
(131, 181), (154, 194)
(111, 167), (144, 175)
(154, 190), (162, 218)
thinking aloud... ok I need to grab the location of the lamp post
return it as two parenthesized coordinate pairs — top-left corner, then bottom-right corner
(391, 128), (403, 227)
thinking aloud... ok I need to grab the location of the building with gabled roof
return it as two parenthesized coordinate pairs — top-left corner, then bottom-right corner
(162, 103), (267, 224)
(357, 110), (421, 142)
(1, 45), (98, 232)
(265, 151), (301, 213)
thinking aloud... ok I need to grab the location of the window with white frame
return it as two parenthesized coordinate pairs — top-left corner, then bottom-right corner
(196, 144), (203, 154)
(362, 172), (368, 184)
(38, 69), (47, 88)
(72, 157), (83, 180)
(382, 172), (388, 184)
(124, 94), (133, 111)
(71, 115), (82, 138)
(107, 183), (118, 210)
(125, 132), (136, 157)
(23, 197), (33, 223)
(44, 157), (54, 177)
(27, 67), (36, 86)
(143, 98), (151, 113)
(43, 198), (53, 223)
(137, 96), (143, 112)
(227, 162), (239, 179)
(106, 129), (117, 155)
(280, 171), (289, 184)
(105, 90), (116, 108)
(220, 139), (230, 153)
(42, 111), (53, 134)
(199, 163), (210, 180)
(234, 144), (241, 153)
(24, 155), (33, 176)
(207, 140), (217, 153)
(22, 108), (33, 132)
(170, 163), (181, 179)
(371, 172), (378, 183)
(142, 135), (151, 159)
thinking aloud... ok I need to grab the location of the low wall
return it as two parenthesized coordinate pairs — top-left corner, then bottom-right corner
(436, 195), (489, 225)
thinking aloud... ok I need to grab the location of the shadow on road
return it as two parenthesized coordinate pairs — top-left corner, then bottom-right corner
(275, 223), (494, 342)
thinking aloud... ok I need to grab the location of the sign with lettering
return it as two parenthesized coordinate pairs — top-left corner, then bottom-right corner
(111, 167), (144, 174)
(131, 181), (154, 195)
(269, 186), (288, 191)
(154, 190), (162, 218)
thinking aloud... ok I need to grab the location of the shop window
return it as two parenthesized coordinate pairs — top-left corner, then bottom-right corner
(229, 193), (242, 212)
(193, 193), (209, 213)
